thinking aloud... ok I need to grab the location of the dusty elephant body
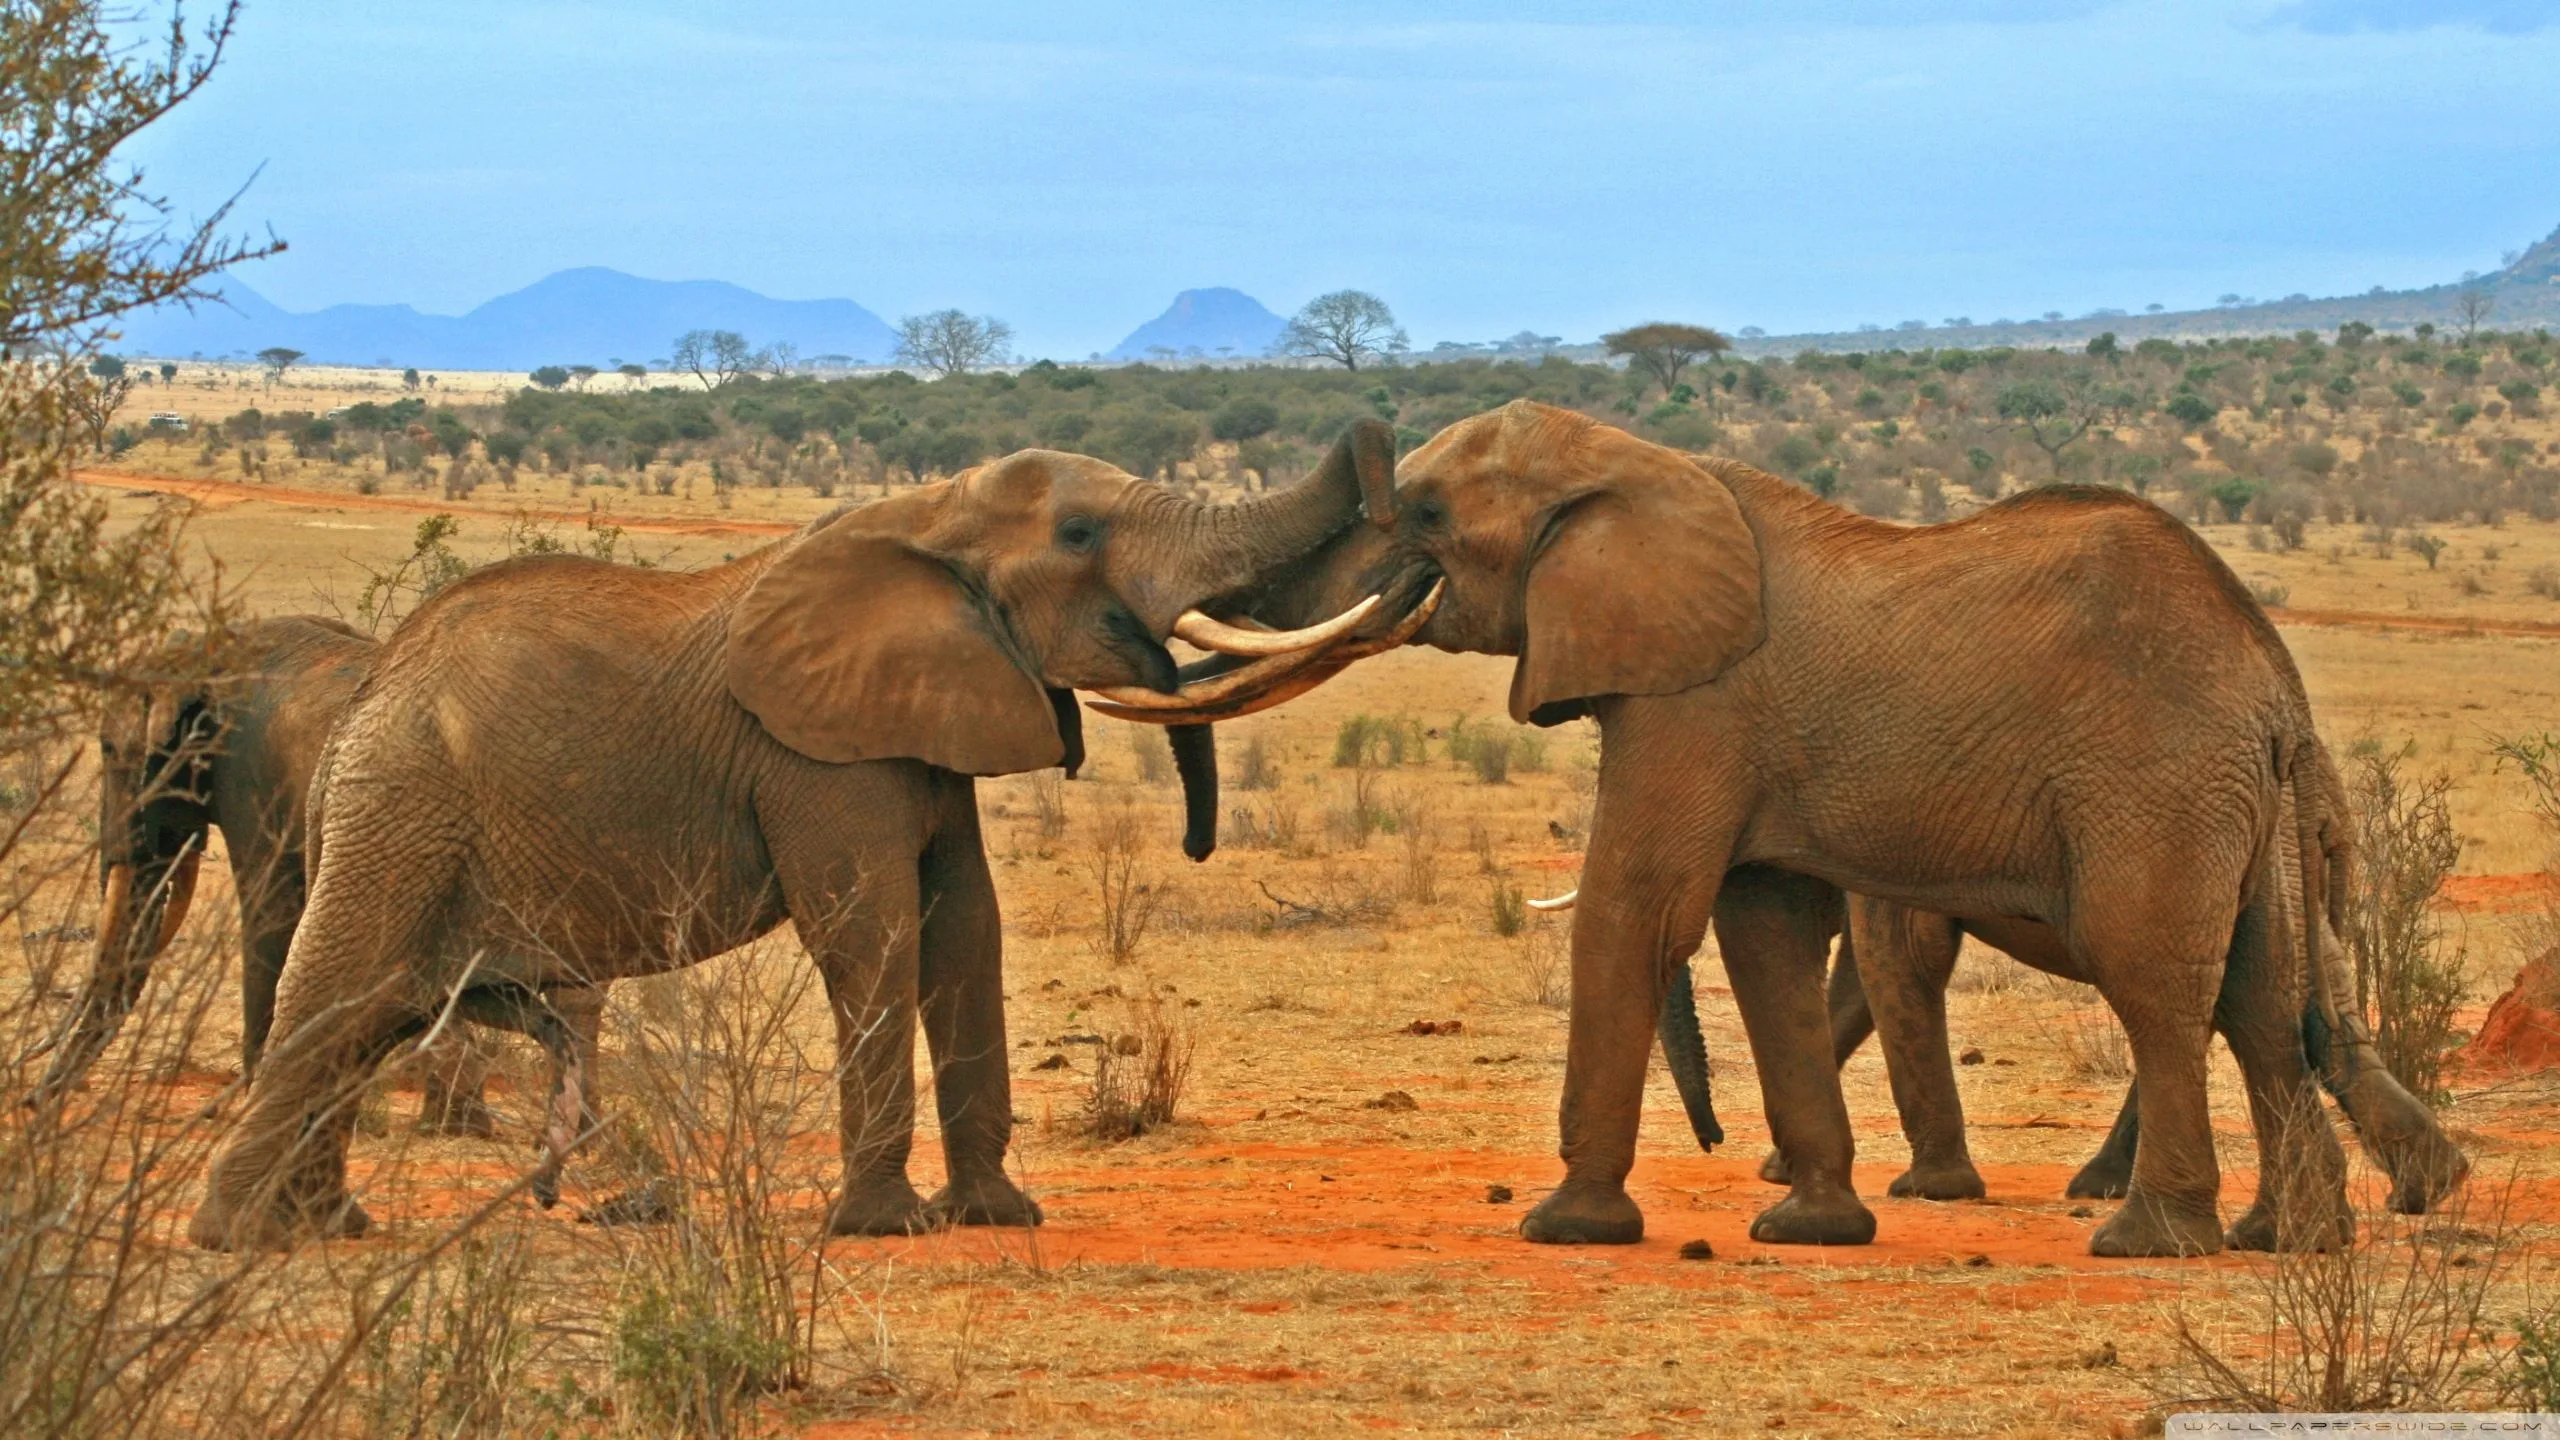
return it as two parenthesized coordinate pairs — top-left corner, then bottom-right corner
(1229, 399), (2425, 1257)
(188, 433), (1391, 1251)
(1744, 798), (2464, 1221)
(31, 616), (512, 1132)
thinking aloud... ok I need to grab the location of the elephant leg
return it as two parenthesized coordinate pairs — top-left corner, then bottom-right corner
(1518, 818), (1733, 1247)
(787, 850), (930, 1238)
(1717, 869), (1876, 1246)
(1857, 903), (1984, 1201)
(917, 783), (1040, 1228)
(2067, 1088), (2140, 1200)
(2079, 876), (2232, 1259)
(234, 843), (304, 1079)
(2218, 882), (2351, 1253)
(190, 803), (459, 1251)
(1759, 919), (1863, 1186)
(189, 973), (425, 1250)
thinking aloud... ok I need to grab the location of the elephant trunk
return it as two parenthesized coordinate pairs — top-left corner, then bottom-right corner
(1169, 724), (1218, 862)
(1178, 420), (1396, 604)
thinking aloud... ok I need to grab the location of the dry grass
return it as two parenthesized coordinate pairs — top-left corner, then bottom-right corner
(43, 405), (2560, 1436)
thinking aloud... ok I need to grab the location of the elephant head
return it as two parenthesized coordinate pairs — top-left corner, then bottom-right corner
(1112, 399), (1765, 729)
(723, 423), (1398, 783)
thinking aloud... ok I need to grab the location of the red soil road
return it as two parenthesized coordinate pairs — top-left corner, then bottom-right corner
(70, 466), (2560, 642)
(75, 466), (800, 539)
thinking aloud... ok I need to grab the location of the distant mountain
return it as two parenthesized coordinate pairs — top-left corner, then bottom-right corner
(1107, 288), (1287, 362)
(1739, 219), (2560, 357)
(113, 267), (900, 370)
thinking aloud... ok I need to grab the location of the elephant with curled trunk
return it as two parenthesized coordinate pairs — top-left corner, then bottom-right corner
(29, 617), (516, 1133)
(188, 429), (1392, 1251)
(1202, 398), (2458, 1257)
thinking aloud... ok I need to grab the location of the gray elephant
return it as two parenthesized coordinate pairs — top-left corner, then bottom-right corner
(1180, 399), (2438, 1257)
(29, 616), (516, 1133)
(188, 430), (1393, 1250)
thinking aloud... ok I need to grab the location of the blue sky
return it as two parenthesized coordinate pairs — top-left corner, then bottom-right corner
(126, 0), (2560, 357)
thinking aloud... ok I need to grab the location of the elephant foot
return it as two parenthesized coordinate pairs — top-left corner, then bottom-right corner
(827, 1176), (932, 1237)
(2384, 1139), (2471, 1216)
(925, 1173), (1044, 1229)
(2089, 1193), (2222, 1258)
(1520, 1182), (1644, 1245)
(1887, 1161), (1987, 1202)
(189, 1187), (371, 1252)
(577, 1179), (682, 1227)
(1758, 1148), (1793, 1186)
(2065, 1155), (2133, 1201)
(2224, 1198), (2354, 1254)
(1748, 1188), (1876, 1246)
(414, 1095), (498, 1140)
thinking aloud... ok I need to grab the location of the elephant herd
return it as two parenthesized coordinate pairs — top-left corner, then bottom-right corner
(32, 400), (2466, 1259)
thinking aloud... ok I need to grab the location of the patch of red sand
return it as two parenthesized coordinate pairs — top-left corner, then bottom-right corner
(2468, 950), (2560, 1071)
(2441, 872), (2560, 913)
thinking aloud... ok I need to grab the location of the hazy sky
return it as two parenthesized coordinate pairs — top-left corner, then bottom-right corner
(126, 0), (2560, 357)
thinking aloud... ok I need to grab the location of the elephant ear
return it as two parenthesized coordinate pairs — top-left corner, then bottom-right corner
(724, 520), (1063, 775)
(1509, 440), (1766, 725)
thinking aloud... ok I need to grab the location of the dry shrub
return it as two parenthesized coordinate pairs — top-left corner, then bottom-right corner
(1489, 878), (1527, 938)
(2156, 1159), (2518, 1416)
(1125, 724), (1173, 786)
(1395, 797), (1439, 905)
(1233, 730), (1280, 792)
(1947, 943), (2023, 996)
(348, 1229), (556, 1438)
(2033, 976), (2131, 1080)
(1325, 767), (1392, 849)
(1515, 918), (1570, 1008)
(2344, 743), (2468, 1104)
(1227, 789), (1302, 854)
(1082, 995), (1195, 1141)
(592, 942), (839, 1437)
(1025, 767), (1068, 842)
(1087, 792), (1162, 965)
(1332, 713), (1425, 769)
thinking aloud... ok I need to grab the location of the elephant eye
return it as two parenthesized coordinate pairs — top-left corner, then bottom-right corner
(1408, 498), (1447, 530)
(1055, 514), (1104, 554)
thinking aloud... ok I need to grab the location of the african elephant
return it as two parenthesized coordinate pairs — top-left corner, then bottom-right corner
(1744, 812), (2464, 1222)
(28, 616), (515, 1134)
(1209, 398), (2414, 1257)
(187, 429), (1393, 1250)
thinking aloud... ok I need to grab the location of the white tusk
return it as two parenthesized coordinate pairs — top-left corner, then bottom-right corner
(1173, 595), (1380, 656)
(1526, 889), (1578, 912)
(1091, 579), (1443, 721)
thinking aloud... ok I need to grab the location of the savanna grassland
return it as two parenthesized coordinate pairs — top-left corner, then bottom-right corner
(18, 335), (2560, 1437)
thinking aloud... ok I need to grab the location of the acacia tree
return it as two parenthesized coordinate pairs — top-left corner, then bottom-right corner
(1276, 290), (1406, 371)
(567, 363), (598, 391)
(894, 310), (1011, 377)
(1601, 321), (1731, 394)
(256, 344), (301, 384)
(1995, 375), (2107, 475)
(671, 328), (759, 389)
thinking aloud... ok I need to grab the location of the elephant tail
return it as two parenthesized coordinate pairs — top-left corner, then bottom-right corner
(1657, 958), (1724, 1152)
(2289, 734), (2358, 1102)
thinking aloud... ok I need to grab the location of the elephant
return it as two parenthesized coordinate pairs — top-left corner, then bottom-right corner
(1739, 809), (2464, 1219)
(28, 616), (518, 1135)
(186, 428), (1394, 1250)
(1197, 397), (2441, 1257)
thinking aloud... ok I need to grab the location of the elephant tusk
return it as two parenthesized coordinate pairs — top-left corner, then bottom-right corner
(1090, 579), (1444, 724)
(1526, 889), (1577, 912)
(1173, 595), (1379, 656)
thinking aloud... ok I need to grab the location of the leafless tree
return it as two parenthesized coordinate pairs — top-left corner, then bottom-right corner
(670, 328), (759, 389)
(893, 310), (1012, 377)
(1601, 322), (1733, 395)
(2454, 288), (2494, 347)
(0, 0), (281, 353)
(1275, 290), (1406, 371)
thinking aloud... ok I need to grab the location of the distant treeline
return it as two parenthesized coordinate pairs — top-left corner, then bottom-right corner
(174, 325), (2559, 529)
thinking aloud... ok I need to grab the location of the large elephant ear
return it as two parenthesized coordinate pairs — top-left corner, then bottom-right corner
(1509, 436), (1766, 725)
(725, 520), (1063, 775)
